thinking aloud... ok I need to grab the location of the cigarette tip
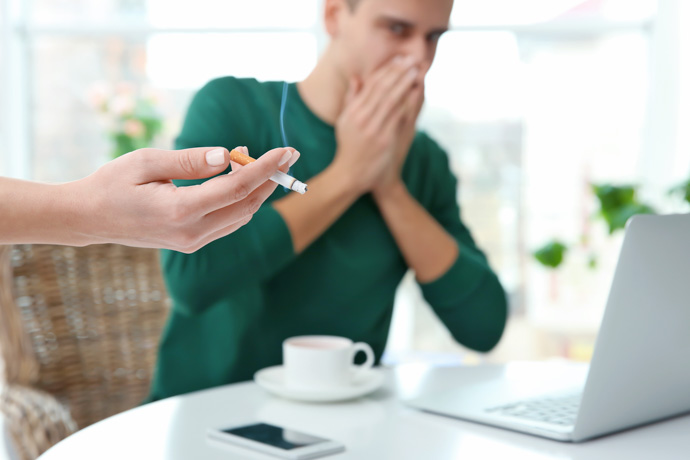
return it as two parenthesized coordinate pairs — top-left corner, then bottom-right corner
(293, 181), (308, 195)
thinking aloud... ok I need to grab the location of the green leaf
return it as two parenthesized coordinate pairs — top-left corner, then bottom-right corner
(603, 203), (655, 234)
(592, 183), (656, 234)
(139, 116), (163, 142)
(592, 184), (636, 212)
(111, 133), (137, 159)
(533, 241), (568, 269)
(669, 179), (690, 205)
(587, 255), (598, 270)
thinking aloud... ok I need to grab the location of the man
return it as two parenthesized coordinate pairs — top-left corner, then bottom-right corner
(148, 0), (507, 402)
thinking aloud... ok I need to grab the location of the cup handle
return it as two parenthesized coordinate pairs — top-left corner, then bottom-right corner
(350, 342), (374, 379)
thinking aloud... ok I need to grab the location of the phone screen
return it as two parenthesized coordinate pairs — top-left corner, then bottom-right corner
(223, 423), (329, 451)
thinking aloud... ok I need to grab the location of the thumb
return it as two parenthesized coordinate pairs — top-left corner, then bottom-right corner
(131, 147), (230, 183)
(407, 83), (425, 123)
(345, 76), (361, 106)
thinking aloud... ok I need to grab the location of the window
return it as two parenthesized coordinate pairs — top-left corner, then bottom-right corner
(387, 0), (674, 365)
(5, 0), (319, 182)
(4, 0), (687, 365)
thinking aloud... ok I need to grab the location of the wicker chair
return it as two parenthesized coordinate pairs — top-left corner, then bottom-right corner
(0, 244), (171, 460)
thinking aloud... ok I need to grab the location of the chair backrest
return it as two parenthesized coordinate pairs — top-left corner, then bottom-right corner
(0, 244), (170, 429)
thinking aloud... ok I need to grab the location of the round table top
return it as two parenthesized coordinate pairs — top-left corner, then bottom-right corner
(38, 361), (690, 460)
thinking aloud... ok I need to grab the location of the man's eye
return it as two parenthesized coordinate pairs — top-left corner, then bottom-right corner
(428, 32), (444, 42)
(390, 24), (406, 36)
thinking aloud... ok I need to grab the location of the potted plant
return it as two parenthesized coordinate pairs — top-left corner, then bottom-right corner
(88, 82), (163, 159)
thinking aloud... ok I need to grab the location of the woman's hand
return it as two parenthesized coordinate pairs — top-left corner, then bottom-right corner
(0, 146), (299, 252)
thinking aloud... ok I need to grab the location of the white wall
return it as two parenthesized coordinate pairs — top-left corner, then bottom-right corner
(677, 0), (690, 177)
(639, 0), (688, 205)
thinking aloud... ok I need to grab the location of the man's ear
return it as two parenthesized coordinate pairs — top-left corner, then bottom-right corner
(324, 0), (348, 38)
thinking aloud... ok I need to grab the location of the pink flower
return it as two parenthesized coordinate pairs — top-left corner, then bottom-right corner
(115, 81), (136, 96)
(143, 88), (162, 106)
(110, 94), (135, 116)
(86, 82), (110, 110)
(123, 119), (145, 138)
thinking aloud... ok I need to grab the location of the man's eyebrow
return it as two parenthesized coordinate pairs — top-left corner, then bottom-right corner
(376, 15), (448, 35)
(375, 15), (416, 29)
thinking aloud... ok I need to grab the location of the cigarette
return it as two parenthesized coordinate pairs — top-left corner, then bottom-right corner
(229, 149), (308, 195)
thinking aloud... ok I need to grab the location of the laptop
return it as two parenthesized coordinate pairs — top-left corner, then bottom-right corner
(405, 214), (690, 442)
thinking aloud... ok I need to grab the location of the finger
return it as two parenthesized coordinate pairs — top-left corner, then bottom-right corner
(230, 146), (249, 172)
(344, 76), (362, 108)
(178, 147), (293, 216)
(380, 98), (409, 139)
(369, 66), (419, 131)
(411, 81), (425, 116)
(199, 173), (280, 234)
(360, 55), (415, 99)
(346, 64), (394, 116)
(400, 81), (425, 128)
(288, 150), (301, 167)
(200, 145), (301, 231)
(130, 147), (231, 183)
(344, 78), (356, 105)
(356, 55), (408, 103)
(357, 58), (418, 125)
(231, 146), (297, 172)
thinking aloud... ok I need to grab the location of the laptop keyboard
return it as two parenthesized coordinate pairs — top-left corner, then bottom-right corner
(485, 393), (582, 426)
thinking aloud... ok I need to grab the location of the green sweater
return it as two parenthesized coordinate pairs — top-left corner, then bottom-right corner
(147, 77), (507, 402)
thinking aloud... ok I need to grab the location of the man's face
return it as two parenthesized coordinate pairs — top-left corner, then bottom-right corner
(332, 0), (453, 83)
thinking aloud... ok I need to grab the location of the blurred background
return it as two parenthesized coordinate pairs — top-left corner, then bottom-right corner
(1, 0), (689, 368)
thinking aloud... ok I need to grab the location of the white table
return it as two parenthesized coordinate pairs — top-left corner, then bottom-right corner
(38, 362), (690, 460)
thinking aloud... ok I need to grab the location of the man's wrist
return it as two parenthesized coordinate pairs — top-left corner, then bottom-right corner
(325, 158), (366, 200)
(372, 179), (409, 208)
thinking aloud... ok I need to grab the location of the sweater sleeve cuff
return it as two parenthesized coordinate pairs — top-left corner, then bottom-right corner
(248, 204), (296, 277)
(420, 245), (489, 309)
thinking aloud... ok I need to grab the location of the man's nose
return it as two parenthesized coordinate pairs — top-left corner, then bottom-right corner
(403, 36), (432, 75)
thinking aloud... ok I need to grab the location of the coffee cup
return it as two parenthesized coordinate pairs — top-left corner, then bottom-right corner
(283, 335), (374, 391)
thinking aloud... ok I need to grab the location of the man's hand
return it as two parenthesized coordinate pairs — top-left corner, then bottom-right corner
(372, 79), (425, 197)
(332, 55), (420, 195)
(67, 146), (298, 252)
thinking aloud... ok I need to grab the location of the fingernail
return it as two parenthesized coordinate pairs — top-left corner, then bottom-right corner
(408, 67), (419, 79)
(393, 55), (404, 64)
(289, 150), (301, 167)
(279, 151), (293, 166)
(206, 148), (226, 166)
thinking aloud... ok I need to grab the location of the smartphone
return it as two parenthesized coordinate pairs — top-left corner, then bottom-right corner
(207, 422), (345, 459)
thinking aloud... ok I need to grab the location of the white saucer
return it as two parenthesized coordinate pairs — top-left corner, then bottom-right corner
(254, 366), (385, 403)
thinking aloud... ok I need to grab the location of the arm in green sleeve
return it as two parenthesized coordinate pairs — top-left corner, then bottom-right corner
(417, 138), (508, 352)
(160, 78), (297, 316)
